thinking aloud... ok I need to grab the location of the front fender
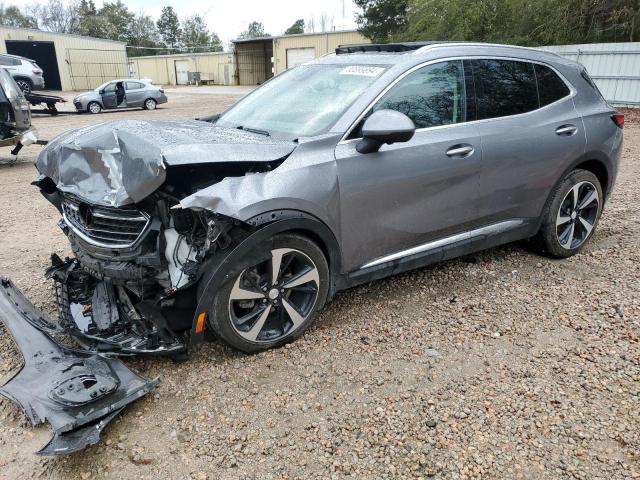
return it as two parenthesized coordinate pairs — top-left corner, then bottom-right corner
(189, 215), (341, 345)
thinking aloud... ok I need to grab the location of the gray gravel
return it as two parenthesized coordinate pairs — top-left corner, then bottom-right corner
(0, 93), (638, 479)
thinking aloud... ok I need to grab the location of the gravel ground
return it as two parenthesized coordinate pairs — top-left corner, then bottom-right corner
(0, 92), (638, 480)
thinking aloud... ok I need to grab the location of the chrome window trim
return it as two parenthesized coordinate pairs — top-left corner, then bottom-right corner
(359, 219), (524, 269)
(338, 55), (576, 145)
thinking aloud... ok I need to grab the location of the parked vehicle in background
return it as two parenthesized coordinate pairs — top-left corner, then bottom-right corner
(0, 67), (37, 150)
(73, 79), (168, 114)
(0, 53), (45, 94)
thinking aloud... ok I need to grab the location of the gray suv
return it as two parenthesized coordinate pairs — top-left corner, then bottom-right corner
(8, 43), (625, 358)
(0, 53), (45, 93)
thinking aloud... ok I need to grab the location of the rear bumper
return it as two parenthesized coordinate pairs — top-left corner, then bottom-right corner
(157, 94), (168, 104)
(0, 277), (158, 455)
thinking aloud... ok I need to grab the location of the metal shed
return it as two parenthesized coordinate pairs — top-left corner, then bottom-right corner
(539, 42), (640, 107)
(128, 52), (235, 86)
(233, 37), (274, 86)
(272, 30), (369, 75)
(231, 30), (370, 85)
(0, 26), (127, 91)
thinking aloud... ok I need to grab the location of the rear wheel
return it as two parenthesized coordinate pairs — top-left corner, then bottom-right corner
(206, 233), (329, 353)
(87, 102), (102, 114)
(143, 98), (157, 110)
(533, 169), (603, 258)
(15, 78), (32, 94)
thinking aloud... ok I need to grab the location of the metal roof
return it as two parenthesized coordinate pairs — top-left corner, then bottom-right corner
(0, 25), (126, 45)
(232, 29), (362, 44)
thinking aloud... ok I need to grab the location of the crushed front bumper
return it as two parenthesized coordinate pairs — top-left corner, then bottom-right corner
(0, 277), (158, 455)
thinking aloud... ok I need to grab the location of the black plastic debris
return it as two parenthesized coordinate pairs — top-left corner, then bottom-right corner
(0, 277), (158, 455)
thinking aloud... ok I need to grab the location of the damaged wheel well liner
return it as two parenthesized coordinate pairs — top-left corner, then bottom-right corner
(189, 213), (341, 345)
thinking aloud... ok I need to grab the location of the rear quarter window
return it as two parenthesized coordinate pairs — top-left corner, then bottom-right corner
(534, 64), (570, 106)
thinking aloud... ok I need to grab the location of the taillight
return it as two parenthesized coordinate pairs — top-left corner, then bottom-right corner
(159, 88), (165, 93)
(611, 113), (624, 128)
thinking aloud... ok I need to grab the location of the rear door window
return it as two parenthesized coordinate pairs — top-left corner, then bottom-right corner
(469, 59), (538, 119)
(126, 81), (145, 90)
(372, 60), (467, 129)
(534, 64), (570, 106)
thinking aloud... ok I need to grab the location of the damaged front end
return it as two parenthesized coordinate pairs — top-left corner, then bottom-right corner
(0, 119), (295, 454)
(42, 193), (238, 357)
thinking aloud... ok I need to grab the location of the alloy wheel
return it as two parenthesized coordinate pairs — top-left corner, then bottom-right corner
(88, 102), (101, 114)
(228, 248), (320, 343)
(145, 99), (157, 110)
(16, 80), (31, 94)
(556, 181), (599, 250)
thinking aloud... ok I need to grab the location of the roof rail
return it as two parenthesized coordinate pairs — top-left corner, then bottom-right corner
(411, 42), (561, 57)
(335, 42), (449, 55)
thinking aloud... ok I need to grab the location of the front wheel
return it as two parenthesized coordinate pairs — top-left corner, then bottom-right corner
(533, 169), (603, 258)
(143, 98), (157, 110)
(87, 101), (102, 114)
(206, 233), (329, 353)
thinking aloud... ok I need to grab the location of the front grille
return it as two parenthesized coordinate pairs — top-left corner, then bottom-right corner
(74, 102), (82, 110)
(62, 196), (150, 248)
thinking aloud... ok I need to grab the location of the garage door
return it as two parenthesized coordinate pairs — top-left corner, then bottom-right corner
(175, 61), (189, 85)
(286, 48), (316, 69)
(5, 40), (62, 90)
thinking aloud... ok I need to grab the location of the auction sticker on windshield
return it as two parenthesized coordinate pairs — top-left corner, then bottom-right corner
(339, 66), (386, 77)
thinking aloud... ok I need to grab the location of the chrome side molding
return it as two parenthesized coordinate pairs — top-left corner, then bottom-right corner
(360, 219), (525, 269)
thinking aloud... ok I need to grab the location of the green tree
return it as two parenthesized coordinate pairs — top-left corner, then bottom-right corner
(157, 6), (181, 49)
(0, 4), (38, 29)
(181, 15), (222, 52)
(98, 0), (133, 42)
(238, 21), (269, 39)
(77, 0), (107, 38)
(354, 0), (408, 42)
(284, 18), (304, 35)
(127, 13), (161, 56)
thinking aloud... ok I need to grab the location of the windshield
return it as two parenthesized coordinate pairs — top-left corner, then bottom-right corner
(217, 64), (386, 138)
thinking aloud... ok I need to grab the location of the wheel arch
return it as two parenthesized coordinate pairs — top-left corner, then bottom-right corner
(13, 76), (33, 85)
(189, 211), (342, 346)
(534, 152), (611, 233)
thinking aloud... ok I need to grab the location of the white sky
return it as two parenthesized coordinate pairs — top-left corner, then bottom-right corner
(14, 0), (360, 45)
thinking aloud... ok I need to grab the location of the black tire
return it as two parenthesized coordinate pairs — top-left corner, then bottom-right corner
(87, 101), (102, 114)
(15, 78), (32, 94)
(143, 98), (157, 110)
(205, 233), (329, 353)
(533, 169), (603, 258)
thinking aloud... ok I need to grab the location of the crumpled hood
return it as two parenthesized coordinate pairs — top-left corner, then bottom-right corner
(36, 119), (296, 207)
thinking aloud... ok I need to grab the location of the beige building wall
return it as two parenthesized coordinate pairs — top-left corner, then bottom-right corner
(0, 26), (126, 90)
(128, 53), (235, 86)
(273, 30), (370, 75)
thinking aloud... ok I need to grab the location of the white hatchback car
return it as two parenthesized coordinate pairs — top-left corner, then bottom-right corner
(0, 54), (45, 93)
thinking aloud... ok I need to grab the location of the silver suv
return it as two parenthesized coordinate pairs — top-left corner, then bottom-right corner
(10, 42), (626, 357)
(0, 54), (44, 93)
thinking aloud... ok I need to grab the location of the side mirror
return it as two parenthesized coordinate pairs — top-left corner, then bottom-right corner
(99, 89), (105, 95)
(356, 109), (416, 154)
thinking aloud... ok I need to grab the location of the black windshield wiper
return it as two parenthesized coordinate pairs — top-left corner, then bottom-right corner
(236, 125), (270, 137)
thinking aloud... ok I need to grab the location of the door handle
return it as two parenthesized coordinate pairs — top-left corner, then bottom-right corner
(446, 145), (474, 158)
(555, 125), (578, 136)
